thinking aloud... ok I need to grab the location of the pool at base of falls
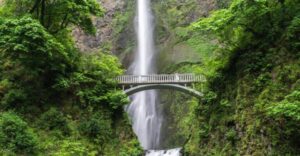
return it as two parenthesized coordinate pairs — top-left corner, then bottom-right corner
(145, 148), (182, 156)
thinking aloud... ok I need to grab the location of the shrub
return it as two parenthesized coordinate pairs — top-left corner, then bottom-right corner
(53, 140), (97, 156)
(106, 91), (129, 110)
(39, 108), (71, 136)
(0, 112), (38, 154)
(119, 139), (143, 156)
(267, 90), (300, 121)
(79, 113), (112, 150)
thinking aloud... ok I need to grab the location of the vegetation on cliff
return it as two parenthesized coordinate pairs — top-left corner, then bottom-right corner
(0, 0), (299, 155)
(162, 0), (300, 155)
(0, 1), (142, 155)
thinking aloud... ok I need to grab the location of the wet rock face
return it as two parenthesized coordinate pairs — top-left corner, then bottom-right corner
(151, 0), (218, 72)
(73, 0), (126, 52)
(72, 0), (218, 72)
(197, 0), (218, 16)
(73, 0), (218, 54)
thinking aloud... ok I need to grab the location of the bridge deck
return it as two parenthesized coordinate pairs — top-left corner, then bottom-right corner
(116, 74), (206, 85)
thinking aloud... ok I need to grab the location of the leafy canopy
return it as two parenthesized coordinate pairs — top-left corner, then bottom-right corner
(193, 0), (300, 49)
(1, 0), (104, 34)
(268, 90), (300, 121)
(0, 16), (73, 110)
(0, 16), (70, 75)
(0, 0), (138, 155)
(0, 112), (38, 154)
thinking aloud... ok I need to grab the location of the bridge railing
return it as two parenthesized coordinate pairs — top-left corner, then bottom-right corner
(116, 74), (206, 85)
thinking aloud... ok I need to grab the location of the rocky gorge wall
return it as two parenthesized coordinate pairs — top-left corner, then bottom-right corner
(73, 0), (224, 150)
(73, 0), (128, 52)
(73, 0), (220, 71)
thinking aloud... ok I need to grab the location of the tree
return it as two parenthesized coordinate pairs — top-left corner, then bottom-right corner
(1, 0), (104, 34)
(0, 16), (71, 110)
(193, 0), (300, 49)
(55, 53), (128, 110)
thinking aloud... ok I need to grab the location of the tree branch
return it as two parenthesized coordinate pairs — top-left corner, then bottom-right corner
(40, 0), (46, 26)
(30, 0), (42, 13)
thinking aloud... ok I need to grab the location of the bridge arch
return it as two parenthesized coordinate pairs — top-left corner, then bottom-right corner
(124, 84), (203, 98)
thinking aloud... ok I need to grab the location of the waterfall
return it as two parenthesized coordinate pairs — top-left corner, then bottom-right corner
(126, 0), (181, 155)
(126, 0), (161, 150)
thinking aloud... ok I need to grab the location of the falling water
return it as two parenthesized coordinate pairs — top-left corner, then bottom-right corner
(126, 0), (181, 156)
(126, 0), (161, 150)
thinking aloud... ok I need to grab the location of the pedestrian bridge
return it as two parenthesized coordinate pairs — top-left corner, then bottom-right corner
(116, 74), (206, 98)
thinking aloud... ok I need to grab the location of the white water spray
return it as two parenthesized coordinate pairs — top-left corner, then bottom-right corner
(146, 148), (182, 156)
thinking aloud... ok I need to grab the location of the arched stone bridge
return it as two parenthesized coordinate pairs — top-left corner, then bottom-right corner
(116, 74), (206, 98)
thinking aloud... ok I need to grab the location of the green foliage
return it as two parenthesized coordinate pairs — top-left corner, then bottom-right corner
(193, 9), (233, 33)
(118, 139), (143, 156)
(203, 91), (217, 103)
(0, 16), (69, 74)
(193, 0), (300, 49)
(112, 10), (134, 36)
(267, 90), (300, 121)
(80, 53), (123, 81)
(0, 88), (27, 110)
(106, 91), (130, 110)
(52, 140), (97, 156)
(39, 108), (71, 136)
(79, 112), (112, 150)
(170, 0), (300, 155)
(225, 128), (236, 142)
(0, 16), (71, 111)
(0, 1), (140, 155)
(0, 112), (38, 154)
(55, 53), (127, 111)
(153, 0), (199, 29)
(1, 0), (104, 34)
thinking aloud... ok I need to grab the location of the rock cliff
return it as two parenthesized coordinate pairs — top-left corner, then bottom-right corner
(73, 0), (128, 52)
(73, 0), (219, 71)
